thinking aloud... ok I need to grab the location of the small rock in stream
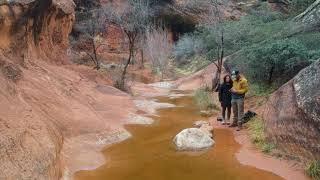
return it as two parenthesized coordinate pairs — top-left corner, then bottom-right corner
(173, 128), (215, 151)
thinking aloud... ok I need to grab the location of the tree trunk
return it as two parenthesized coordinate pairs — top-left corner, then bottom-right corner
(212, 71), (220, 92)
(212, 31), (224, 92)
(219, 31), (224, 74)
(140, 49), (144, 69)
(92, 39), (100, 70)
(120, 35), (135, 89)
(268, 66), (275, 85)
(120, 48), (132, 89)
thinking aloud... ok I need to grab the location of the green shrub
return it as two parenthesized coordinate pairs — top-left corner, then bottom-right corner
(173, 0), (320, 91)
(225, 32), (320, 88)
(176, 13), (295, 64)
(247, 83), (276, 97)
(246, 39), (311, 85)
(193, 88), (214, 111)
(247, 117), (275, 154)
(293, 32), (320, 51)
(289, 0), (316, 15)
(306, 160), (320, 180)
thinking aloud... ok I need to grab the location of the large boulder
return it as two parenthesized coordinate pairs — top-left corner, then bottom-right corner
(173, 128), (215, 151)
(263, 60), (320, 159)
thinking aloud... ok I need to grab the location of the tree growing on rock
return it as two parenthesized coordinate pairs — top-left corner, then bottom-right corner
(71, 8), (108, 70)
(106, 0), (152, 90)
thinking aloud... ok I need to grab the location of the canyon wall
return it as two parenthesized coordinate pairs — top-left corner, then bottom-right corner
(0, 1), (136, 179)
(0, 1), (75, 179)
(0, 0), (75, 63)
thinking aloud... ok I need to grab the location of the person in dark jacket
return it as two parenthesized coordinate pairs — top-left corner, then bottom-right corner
(219, 75), (233, 125)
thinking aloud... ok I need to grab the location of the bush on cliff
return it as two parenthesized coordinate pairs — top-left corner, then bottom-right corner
(246, 39), (311, 85)
(306, 160), (320, 180)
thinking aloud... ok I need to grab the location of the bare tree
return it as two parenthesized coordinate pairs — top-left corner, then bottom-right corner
(145, 26), (173, 79)
(71, 8), (108, 70)
(200, 0), (226, 91)
(106, 0), (152, 90)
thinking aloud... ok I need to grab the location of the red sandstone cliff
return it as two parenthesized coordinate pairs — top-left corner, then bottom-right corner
(0, 1), (137, 179)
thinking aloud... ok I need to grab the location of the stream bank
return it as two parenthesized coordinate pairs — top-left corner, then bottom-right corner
(73, 92), (293, 180)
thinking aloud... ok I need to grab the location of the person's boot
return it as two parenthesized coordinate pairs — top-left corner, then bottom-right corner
(236, 122), (242, 131)
(229, 122), (237, 127)
(221, 118), (226, 125)
(226, 118), (230, 125)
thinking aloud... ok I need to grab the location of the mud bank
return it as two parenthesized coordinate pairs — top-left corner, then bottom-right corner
(210, 119), (309, 180)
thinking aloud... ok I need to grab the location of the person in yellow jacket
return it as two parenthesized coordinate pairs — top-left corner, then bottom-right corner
(229, 70), (249, 131)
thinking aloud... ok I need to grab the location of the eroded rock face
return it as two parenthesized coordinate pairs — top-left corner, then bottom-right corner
(0, 0), (75, 63)
(0, 0), (75, 179)
(263, 60), (320, 159)
(173, 128), (215, 151)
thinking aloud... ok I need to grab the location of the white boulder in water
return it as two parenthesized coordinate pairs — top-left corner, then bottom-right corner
(173, 128), (215, 151)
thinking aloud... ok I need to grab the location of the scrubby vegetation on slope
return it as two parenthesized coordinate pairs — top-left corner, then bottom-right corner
(306, 160), (320, 180)
(247, 117), (275, 154)
(174, 0), (320, 91)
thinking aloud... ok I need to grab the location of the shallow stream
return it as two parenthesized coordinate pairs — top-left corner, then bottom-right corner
(74, 95), (283, 180)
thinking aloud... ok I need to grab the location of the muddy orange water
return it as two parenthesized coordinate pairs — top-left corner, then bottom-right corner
(74, 95), (283, 180)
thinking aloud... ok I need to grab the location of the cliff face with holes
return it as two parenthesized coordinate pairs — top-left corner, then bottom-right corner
(263, 60), (320, 160)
